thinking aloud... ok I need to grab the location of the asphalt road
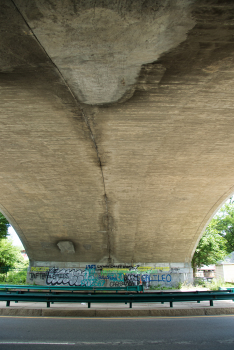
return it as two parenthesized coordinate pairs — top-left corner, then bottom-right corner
(0, 315), (234, 350)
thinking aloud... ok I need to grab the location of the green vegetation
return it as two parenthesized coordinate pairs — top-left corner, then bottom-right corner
(191, 229), (227, 271)
(149, 282), (182, 290)
(0, 241), (28, 284)
(0, 267), (28, 284)
(0, 238), (25, 269)
(0, 212), (10, 240)
(209, 197), (234, 253)
(0, 212), (28, 284)
(194, 278), (234, 291)
(192, 196), (234, 271)
(207, 278), (225, 291)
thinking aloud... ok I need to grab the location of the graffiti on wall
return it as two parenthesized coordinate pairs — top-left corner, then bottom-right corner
(28, 265), (177, 287)
(46, 268), (104, 286)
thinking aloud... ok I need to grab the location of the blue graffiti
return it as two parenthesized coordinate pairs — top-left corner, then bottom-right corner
(86, 264), (96, 270)
(150, 274), (172, 283)
(98, 273), (123, 281)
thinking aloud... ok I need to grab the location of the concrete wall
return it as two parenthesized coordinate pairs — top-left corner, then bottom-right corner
(216, 264), (234, 283)
(223, 265), (234, 283)
(27, 263), (193, 288)
(215, 265), (224, 281)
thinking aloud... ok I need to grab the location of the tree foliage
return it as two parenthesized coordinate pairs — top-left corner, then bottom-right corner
(209, 198), (234, 253)
(192, 227), (228, 269)
(0, 212), (10, 240)
(0, 238), (24, 268)
(0, 212), (24, 269)
(192, 196), (234, 269)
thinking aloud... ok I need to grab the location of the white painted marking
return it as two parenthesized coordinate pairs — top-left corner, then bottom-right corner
(0, 342), (75, 345)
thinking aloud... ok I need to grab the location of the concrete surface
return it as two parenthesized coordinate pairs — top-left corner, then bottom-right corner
(14, 0), (195, 105)
(1, 297), (234, 317)
(1, 1), (234, 268)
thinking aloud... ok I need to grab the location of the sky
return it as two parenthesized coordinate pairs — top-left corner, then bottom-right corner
(8, 226), (24, 248)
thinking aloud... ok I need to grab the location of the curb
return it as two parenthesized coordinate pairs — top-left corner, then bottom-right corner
(0, 307), (234, 317)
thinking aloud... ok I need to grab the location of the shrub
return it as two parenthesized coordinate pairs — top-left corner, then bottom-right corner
(206, 278), (225, 291)
(6, 269), (27, 284)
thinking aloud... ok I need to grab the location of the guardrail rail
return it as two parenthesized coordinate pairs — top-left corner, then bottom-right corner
(0, 286), (233, 309)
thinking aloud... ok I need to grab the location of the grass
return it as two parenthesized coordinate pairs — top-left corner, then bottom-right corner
(0, 268), (28, 285)
(149, 283), (182, 290)
(224, 282), (234, 288)
(185, 278), (234, 291)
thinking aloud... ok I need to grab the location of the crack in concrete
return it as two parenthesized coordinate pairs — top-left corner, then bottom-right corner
(80, 108), (112, 262)
(11, 0), (112, 262)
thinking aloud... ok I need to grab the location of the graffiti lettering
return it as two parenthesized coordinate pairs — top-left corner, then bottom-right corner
(46, 268), (99, 286)
(124, 273), (140, 286)
(28, 265), (180, 288)
(31, 267), (50, 272)
(30, 272), (47, 280)
(110, 281), (129, 287)
(151, 274), (172, 283)
(99, 273), (123, 281)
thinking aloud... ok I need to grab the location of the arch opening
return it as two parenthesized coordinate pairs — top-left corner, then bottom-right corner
(192, 195), (234, 285)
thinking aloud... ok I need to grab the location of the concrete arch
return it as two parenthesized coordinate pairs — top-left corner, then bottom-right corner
(2, 0), (234, 284)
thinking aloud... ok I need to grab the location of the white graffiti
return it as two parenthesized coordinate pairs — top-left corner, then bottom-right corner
(46, 267), (99, 286)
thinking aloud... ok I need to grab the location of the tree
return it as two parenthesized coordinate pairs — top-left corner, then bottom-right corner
(209, 198), (234, 253)
(192, 196), (234, 272)
(0, 212), (10, 239)
(191, 227), (228, 271)
(0, 238), (24, 268)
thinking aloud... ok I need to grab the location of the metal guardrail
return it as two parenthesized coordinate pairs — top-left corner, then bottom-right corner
(0, 288), (233, 309)
(0, 284), (144, 293)
(219, 287), (234, 292)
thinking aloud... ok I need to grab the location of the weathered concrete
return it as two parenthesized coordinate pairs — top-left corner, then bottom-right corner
(0, 299), (234, 318)
(14, 0), (195, 105)
(57, 241), (75, 254)
(1, 1), (234, 271)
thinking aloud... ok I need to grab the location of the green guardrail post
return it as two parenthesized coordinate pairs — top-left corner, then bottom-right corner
(88, 302), (91, 308)
(170, 301), (173, 308)
(129, 302), (132, 308)
(6, 301), (10, 307)
(210, 300), (213, 306)
(47, 301), (50, 308)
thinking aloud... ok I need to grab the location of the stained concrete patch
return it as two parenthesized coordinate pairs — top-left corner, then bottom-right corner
(204, 308), (234, 316)
(42, 309), (96, 317)
(1, 307), (234, 317)
(95, 309), (150, 317)
(0, 308), (42, 317)
(150, 309), (205, 317)
(57, 241), (75, 254)
(15, 0), (195, 105)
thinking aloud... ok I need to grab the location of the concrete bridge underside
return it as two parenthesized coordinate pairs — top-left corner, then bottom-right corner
(1, 0), (234, 268)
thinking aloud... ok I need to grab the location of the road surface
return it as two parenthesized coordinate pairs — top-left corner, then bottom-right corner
(0, 315), (234, 349)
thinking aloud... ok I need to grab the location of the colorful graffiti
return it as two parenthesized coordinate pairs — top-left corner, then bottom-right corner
(46, 268), (104, 286)
(28, 265), (179, 287)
